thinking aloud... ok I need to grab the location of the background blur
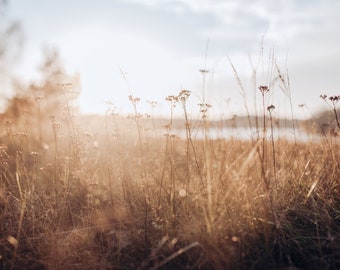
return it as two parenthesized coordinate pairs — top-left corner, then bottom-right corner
(1, 0), (340, 118)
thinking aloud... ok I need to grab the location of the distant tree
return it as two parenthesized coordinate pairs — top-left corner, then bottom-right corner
(30, 47), (81, 116)
(0, 0), (81, 125)
(2, 47), (81, 121)
(0, 0), (24, 111)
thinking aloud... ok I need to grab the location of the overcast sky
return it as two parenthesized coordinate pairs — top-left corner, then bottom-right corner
(4, 0), (340, 118)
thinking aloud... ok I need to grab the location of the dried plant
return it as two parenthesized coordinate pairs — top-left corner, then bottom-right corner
(0, 45), (338, 270)
(320, 94), (340, 130)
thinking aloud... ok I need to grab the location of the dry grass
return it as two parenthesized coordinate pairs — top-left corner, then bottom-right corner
(0, 80), (339, 270)
(0, 97), (339, 270)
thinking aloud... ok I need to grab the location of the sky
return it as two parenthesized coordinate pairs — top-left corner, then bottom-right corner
(3, 0), (340, 119)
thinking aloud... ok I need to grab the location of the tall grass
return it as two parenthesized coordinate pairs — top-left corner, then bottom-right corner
(0, 69), (339, 270)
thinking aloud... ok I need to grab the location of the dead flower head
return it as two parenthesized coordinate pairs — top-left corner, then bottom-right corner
(329, 95), (340, 105)
(267, 104), (275, 113)
(259, 85), (270, 94)
(128, 95), (140, 104)
(178, 89), (191, 103)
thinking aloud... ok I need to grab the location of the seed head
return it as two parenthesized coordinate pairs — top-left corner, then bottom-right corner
(128, 95), (140, 104)
(329, 95), (340, 105)
(199, 69), (209, 74)
(198, 103), (212, 119)
(166, 95), (178, 102)
(320, 94), (340, 107)
(267, 104), (275, 112)
(259, 85), (270, 94)
(166, 95), (179, 108)
(178, 89), (191, 102)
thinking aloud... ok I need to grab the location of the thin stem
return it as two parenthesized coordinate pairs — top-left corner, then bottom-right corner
(333, 107), (340, 130)
(262, 92), (267, 184)
(269, 110), (277, 180)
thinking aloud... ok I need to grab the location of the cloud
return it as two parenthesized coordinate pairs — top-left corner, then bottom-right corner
(7, 0), (340, 116)
(122, 0), (339, 48)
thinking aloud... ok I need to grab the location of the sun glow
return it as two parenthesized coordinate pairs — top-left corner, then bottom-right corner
(51, 25), (197, 116)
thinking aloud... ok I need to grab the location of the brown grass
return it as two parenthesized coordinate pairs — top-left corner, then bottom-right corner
(0, 91), (339, 270)
(0, 53), (339, 269)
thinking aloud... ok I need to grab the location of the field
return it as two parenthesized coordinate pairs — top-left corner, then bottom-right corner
(0, 87), (339, 270)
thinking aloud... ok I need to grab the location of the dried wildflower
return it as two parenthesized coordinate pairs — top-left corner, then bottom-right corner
(166, 95), (179, 108)
(198, 103), (212, 119)
(165, 95), (178, 102)
(178, 89), (191, 102)
(199, 69), (209, 73)
(320, 94), (340, 106)
(128, 95), (140, 104)
(321, 93), (340, 130)
(329, 95), (340, 105)
(259, 85), (270, 94)
(267, 104), (275, 112)
(198, 103), (212, 109)
(167, 95), (177, 102)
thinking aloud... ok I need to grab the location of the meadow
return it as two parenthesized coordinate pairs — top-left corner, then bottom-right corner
(0, 77), (339, 270)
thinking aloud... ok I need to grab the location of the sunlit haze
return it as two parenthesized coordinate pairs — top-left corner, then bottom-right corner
(4, 0), (340, 118)
(1, 2), (339, 268)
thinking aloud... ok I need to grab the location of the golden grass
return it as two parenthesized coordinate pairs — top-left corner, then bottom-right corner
(0, 91), (339, 270)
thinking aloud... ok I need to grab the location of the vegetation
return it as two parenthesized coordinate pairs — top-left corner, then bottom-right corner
(0, 4), (339, 266)
(0, 74), (339, 269)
